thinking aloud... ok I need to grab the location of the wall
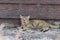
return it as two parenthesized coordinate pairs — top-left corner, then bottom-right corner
(0, 0), (60, 27)
(0, 0), (59, 19)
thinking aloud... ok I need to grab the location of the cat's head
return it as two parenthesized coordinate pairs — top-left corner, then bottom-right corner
(20, 15), (30, 25)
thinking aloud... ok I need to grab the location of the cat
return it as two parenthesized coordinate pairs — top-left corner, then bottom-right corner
(19, 15), (59, 31)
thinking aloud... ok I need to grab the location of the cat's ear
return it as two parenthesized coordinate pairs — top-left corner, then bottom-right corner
(27, 16), (30, 18)
(20, 15), (23, 18)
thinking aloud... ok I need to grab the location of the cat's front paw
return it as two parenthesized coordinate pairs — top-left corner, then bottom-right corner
(23, 27), (30, 30)
(18, 26), (23, 30)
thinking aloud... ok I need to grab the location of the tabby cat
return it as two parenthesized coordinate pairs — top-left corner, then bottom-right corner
(19, 15), (59, 31)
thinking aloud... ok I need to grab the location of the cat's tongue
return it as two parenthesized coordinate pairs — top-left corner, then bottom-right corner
(22, 22), (27, 25)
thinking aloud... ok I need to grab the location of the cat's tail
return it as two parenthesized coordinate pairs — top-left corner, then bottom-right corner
(50, 24), (59, 29)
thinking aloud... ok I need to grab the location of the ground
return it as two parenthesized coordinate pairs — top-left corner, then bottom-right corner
(0, 20), (60, 40)
(1, 28), (60, 40)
